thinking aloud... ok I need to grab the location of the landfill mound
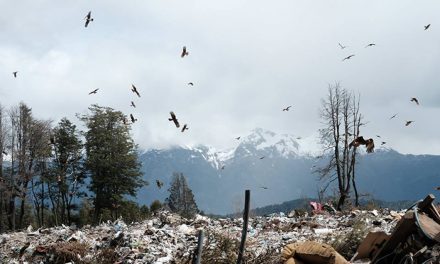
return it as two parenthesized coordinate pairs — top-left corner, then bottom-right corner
(0, 207), (404, 264)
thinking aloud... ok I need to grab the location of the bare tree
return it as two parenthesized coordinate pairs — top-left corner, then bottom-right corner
(317, 83), (363, 210)
(0, 104), (9, 232)
(6, 103), (52, 229)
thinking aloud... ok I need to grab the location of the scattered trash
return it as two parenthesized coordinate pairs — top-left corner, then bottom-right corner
(1, 195), (439, 263)
(353, 194), (440, 263)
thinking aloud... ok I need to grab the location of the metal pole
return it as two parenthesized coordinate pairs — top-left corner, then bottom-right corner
(236, 189), (250, 264)
(193, 230), (204, 264)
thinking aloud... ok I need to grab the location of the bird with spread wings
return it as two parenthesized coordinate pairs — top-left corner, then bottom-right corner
(131, 84), (141, 97)
(85, 11), (94, 28)
(168, 112), (180, 128)
(349, 136), (375, 153)
(181, 46), (189, 58)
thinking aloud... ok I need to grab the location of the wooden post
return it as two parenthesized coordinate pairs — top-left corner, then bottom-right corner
(192, 230), (204, 264)
(236, 190), (250, 264)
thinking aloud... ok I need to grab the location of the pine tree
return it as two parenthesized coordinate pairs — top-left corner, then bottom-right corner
(165, 172), (198, 218)
(80, 105), (145, 222)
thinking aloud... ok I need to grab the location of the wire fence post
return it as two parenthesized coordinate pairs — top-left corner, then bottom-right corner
(192, 229), (204, 264)
(236, 189), (250, 264)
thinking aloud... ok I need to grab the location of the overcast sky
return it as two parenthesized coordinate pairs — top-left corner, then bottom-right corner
(1, 0), (439, 154)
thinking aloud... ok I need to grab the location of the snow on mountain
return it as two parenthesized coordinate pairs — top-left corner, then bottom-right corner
(243, 128), (300, 157)
(189, 145), (235, 170)
(184, 128), (319, 169)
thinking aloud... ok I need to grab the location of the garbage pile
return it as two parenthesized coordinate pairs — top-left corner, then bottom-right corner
(350, 194), (440, 264)
(0, 195), (439, 263)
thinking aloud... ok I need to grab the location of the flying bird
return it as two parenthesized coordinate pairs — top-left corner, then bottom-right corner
(181, 46), (189, 58)
(156, 180), (164, 189)
(130, 101), (136, 108)
(12, 71), (18, 78)
(130, 114), (137, 123)
(410, 98), (419, 105)
(283, 106), (292, 111)
(131, 84), (141, 97)
(84, 11), (94, 28)
(2, 151), (7, 156)
(365, 43), (376, 48)
(181, 124), (189, 132)
(376, 135), (381, 138)
(296, 137), (302, 140)
(168, 112), (180, 128)
(235, 136), (241, 140)
(424, 24), (431, 30)
(349, 136), (375, 153)
(260, 186), (269, 190)
(381, 142), (386, 146)
(405, 121), (414, 126)
(338, 43), (347, 49)
(88, 88), (99, 95)
(342, 55), (355, 61)
(259, 156), (265, 160)
(390, 113), (398, 120)
(188, 82), (194, 86)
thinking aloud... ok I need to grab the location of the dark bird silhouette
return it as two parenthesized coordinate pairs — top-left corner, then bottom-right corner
(130, 101), (136, 108)
(221, 165), (225, 170)
(168, 112), (180, 128)
(259, 156), (265, 160)
(181, 46), (189, 58)
(181, 124), (188, 132)
(1, 151), (7, 156)
(376, 135), (381, 138)
(338, 43), (347, 49)
(13, 71), (18, 78)
(424, 24), (431, 30)
(130, 114), (137, 123)
(381, 141), (386, 145)
(84, 11), (94, 28)
(390, 113), (398, 120)
(260, 186), (268, 190)
(235, 136), (241, 140)
(88, 88), (99, 95)
(156, 180), (164, 189)
(122, 116), (128, 125)
(436, 186), (440, 191)
(342, 55), (355, 61)
(365, 43), (376, 48)
(131, 84), (141, 97)
(296, 136), (302, 140)
(188, 82), (194, 86)
(405, 121), (414, 126)
(283, 106), (292, 111)
(349, 136), (375, 153)
(410, 98), (419, 105)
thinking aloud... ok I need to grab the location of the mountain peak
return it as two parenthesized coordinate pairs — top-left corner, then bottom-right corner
(240, 128), (301, 158)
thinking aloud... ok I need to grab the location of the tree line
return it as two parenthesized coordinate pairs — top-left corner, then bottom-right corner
(0, 103), (149, 232)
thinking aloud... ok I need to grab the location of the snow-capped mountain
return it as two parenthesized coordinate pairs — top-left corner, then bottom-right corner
(137, 128), (440, 215)
(178, 128), (318, 170)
